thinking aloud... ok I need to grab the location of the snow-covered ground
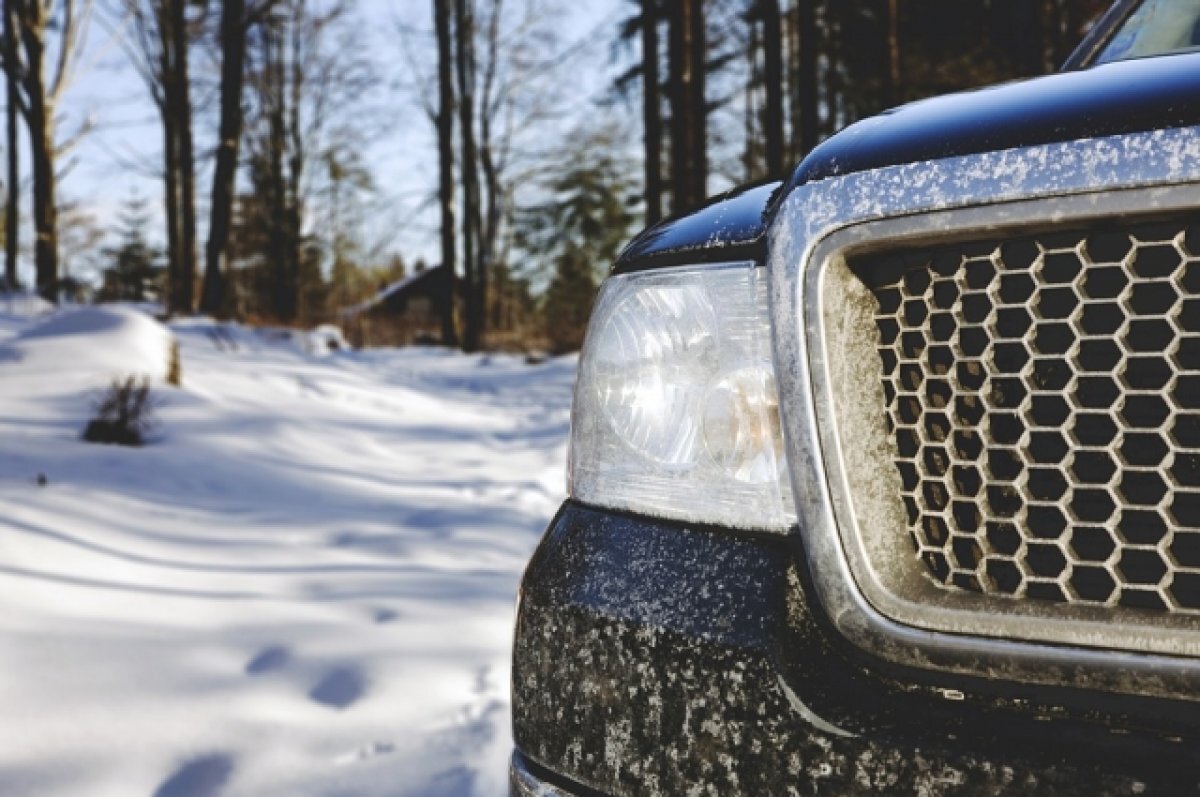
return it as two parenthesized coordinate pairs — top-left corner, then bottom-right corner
(0, 298), (574, 797)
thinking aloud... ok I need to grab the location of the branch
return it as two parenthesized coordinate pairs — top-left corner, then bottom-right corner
(244, 0), (281, 29)
(50, 0), (96, 102)
(54, 110), (94, 158)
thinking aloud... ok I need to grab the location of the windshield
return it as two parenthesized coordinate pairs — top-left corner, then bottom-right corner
(1096, 0), (1200, 63)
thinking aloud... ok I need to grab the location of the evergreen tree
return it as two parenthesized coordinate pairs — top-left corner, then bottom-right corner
(99, 195), (165, 302)
(542, 244), (597, 353)
(517, 125), (637, 352)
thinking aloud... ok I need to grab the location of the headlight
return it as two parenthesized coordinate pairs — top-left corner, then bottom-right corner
(569, 261), (795, 532)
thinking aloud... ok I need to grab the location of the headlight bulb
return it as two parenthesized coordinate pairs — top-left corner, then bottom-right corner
(702, 365), (784, 484)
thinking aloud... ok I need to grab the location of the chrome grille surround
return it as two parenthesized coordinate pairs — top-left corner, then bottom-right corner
(769, 125), (1200, 698)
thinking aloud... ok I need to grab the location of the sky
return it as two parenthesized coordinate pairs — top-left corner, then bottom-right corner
(15, 0), (627, 287)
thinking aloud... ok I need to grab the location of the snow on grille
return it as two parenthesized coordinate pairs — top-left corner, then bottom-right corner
(865, 217), (1200, 615)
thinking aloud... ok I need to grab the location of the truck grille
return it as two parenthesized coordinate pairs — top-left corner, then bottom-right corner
(866, 217), (1200, 615)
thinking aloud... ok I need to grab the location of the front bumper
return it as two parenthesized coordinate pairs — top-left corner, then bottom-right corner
(511, 501), (1200, 796)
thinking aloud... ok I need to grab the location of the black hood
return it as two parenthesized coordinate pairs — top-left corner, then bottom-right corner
(787, 50), (1200, 190)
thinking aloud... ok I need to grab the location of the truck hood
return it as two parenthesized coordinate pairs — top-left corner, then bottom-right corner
(787, 50), (1200, 189)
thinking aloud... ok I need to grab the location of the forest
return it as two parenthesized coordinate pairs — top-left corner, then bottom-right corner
(0, 0), (1112, 352)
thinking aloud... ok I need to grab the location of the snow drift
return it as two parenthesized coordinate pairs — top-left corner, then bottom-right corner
(2, 304), (176, 383)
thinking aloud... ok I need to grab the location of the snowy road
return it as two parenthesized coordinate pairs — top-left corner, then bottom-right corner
(0, 301), (574, 797)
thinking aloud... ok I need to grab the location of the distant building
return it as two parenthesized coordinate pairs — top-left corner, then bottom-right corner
(339, 264), (454, 347)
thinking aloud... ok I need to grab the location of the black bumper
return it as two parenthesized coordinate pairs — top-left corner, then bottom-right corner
(511, 502), (1200, 795)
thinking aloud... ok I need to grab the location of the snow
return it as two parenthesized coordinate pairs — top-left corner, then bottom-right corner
(0, 305), (575, 797)
(0, 293), (55, 325)
(303, 324), (351, 355)
(3, 305), (176, 384)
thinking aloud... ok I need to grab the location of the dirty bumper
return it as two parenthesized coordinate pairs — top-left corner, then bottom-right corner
(511, 502), (1200, 796)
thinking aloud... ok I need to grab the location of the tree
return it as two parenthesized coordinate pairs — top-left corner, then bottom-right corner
(517, 124), (637, 352)
(432, 0), (458, 344)
(119, 0), (199, 315)
(541, 244), (594, 352)
(323, 145), (373, 312)
(640, 0), (662, 224)
(471, 0), (570, 346)
(98, 193), (164, 302)
(612, 1), (664, 220)
(453, 0), (482, 351)
(168, 0), (196, 313)
(201, 0), (278, 317)
(241, 0), (373, 325)
(2, 0), (92, 302)
(477, 0), (502, 344)
(759, 0), (783, 176)
(245, 3), (303, 322)
(407, 0), (574, 349)
(3, 0), (18, 290)
(666, 0), (705, 213)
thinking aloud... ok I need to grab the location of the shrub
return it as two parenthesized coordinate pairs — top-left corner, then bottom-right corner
(83, 377), (157, 447)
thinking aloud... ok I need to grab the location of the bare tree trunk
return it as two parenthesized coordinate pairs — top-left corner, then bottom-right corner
(640, 0), (662, 224)
(3, 0), (18, 290)
(667, 0), (705, 213)
(824, 2), (848, 136)
(157, 2), (182, 313)
(244, 0), (358, 325)
(172, 0), (196, 313)
(201, 0), (247, 316)
(479, 0), (504, 347)
(794, 0), (818, 156)
(253, 0), (303, 324)
(785, 0), (798, 164)
(454, 0), (482, 352)
(17, 0), (55, 301)
(433, 0), (458, 345)
(687, 0), (704, 204)
(286, 2), (305, 321)
(744, 13), (760, 180)
(161, 113), (182, 309)
(760, 0), (783, 177)
(122, 0), (199, 314)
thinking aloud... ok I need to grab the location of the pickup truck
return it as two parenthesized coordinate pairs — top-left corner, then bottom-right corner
(511, 1), (1200, 793)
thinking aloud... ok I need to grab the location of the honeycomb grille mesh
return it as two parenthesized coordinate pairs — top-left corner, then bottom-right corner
(867, 218), (1200, 615)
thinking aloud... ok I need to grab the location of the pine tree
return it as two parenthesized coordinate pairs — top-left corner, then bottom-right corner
(542, 244), (596, 353)
(517, 126), (637, 352)
(99, 195), (165, 302)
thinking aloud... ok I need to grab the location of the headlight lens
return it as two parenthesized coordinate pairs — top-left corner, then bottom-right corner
(569, 262), (795, 532)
